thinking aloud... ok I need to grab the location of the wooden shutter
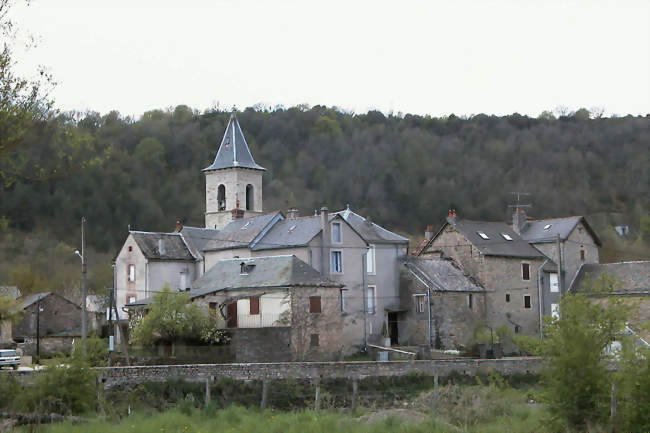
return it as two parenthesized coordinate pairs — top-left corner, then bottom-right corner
(522, 263), (530, 280)
(309, 296), (321, 313)
(249, 297), (260, 315)
(226, 302), (238, 328)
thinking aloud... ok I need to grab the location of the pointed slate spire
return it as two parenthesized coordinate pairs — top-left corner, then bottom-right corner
(203, 113), (266, 172)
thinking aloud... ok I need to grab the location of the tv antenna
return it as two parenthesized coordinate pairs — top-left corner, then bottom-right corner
(508, 192), (532, 214)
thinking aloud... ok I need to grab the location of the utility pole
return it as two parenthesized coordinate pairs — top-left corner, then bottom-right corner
(36, 299), (41, 364)
(81, 217), (87, 348)
(556, 234), (563, 295)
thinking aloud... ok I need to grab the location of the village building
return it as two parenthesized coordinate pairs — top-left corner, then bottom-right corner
(128, 255), (344, 362)
(115, 113), (408, 357)
(0, 286), (21, 346)
(569, 261), (650, 346)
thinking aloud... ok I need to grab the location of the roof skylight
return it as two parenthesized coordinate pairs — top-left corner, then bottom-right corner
(501, 233), (513, 241)
(544, 224), (552, 230)
(288, 225), (297, 233)
(240, 222), (251, 230)
(477, 231), (490, 240)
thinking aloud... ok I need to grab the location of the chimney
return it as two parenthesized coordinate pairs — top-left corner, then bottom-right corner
(158, 238), (166, 256)
(320, 207), (330, 275)
(231, 208), (245, 220)
(424, 225), (434, 240)
(287, 208), (299, 219)
(175, 220), (183, 233)
(512, 209), (527, 234)
(446, 209), (457, 223)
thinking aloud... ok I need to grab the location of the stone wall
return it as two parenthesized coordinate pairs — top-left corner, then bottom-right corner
(231, 328), (292, 362)
(19, 336), (76, 357)
(91, 357), (541, 389)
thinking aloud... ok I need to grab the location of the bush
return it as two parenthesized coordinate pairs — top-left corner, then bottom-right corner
(71, 336), (109, 366)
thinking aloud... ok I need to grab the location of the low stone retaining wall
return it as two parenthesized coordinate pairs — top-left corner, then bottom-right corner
(96, 357), (541, 389)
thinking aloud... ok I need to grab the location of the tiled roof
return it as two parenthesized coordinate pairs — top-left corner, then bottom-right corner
(180, 226), (222, 257)
(203, 113), (265, 172)
(520, 216), (601, 246)
(19, 292), (52, 309)
(130, 232), (195, 261)
(203, 212), (281, 251)
(0, 286), (21, 299)
(569, 261), (650, 295)
(335, 208), (408, 244)
(250, 215), (323, 251)
(404, 257), (484, 292)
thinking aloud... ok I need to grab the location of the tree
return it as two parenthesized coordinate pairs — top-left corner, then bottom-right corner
(129, 286), (207, 348)
(540, 274), (629, 430)
(0, 295), (21, 322)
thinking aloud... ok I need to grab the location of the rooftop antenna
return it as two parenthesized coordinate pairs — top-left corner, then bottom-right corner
(507, 192), (532, 214)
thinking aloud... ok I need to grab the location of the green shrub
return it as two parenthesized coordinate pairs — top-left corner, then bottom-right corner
(71, 336), (109, 366)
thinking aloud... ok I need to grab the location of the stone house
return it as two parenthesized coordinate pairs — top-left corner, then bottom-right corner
(127, 255), (344, 362)
(569, 261), (650, 345)
(400, 257), (485, 349)
(12, 292), (89, 356)
(418, 211), (557, 337)
(114, 112), (408, 355)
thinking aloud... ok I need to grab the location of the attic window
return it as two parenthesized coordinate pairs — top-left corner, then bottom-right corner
(240, 262), (255, 274)
(501, 233), (513, 241)
(544, 224), (552, 230)
(477, 231), (490, 240)
(241, 222), (251, 230)
(288, 225), (297, 233)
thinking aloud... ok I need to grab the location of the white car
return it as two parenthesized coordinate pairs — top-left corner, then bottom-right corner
(0, 349), (20, 370)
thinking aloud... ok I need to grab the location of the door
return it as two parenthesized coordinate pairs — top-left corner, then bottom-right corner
(227, 302), (238, 328)
(388, 312), (399, 346)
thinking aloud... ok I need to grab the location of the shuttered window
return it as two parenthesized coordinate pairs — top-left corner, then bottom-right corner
(250, 297), (260, 315)
(309, 296), (321, 313)
(522, 263), (530, 281)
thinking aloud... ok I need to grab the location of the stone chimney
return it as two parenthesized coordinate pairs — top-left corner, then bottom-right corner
(512, 209), (527, 234)
(424, 225), (434, 240)
(231, 208), (245, 220)
(320, 207), (330, 275)
(175, 220), (183, 233)
(446, 209), (457, 223)
(287, 208), (299, 219)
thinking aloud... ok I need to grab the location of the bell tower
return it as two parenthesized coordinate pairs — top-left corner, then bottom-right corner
(204, 113), (265, 229)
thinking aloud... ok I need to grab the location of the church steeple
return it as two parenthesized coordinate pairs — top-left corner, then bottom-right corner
(204, 113), (264, 229)
(203, 113), (265, 172)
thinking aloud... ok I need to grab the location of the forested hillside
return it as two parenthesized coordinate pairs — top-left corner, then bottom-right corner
(1, 105), (649, 293)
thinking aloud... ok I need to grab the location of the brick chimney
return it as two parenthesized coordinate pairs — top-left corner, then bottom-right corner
(446, 209), (457, 223)
(231, 208), (245, 220)
(175, 220), (183, 233)
(512, 209), (527, 234)
(320, 207), (330, 275)
(424, 225), (435, 240)
(287, 208), (299, 219)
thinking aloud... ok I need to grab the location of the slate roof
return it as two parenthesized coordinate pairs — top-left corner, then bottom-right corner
(404, 257), (485, 292)
(19, 292), (53, 309)
(569, 261), (650, 295)
(203, 212), (281, 251)
(442, 218), (545, 259)
(180, 226), (222, 258)
(519, 216), (601, 246)
(251, 215), (323, 251)
(130, 231), (195, 261)
(203, 113), (265, 172)
(336, 207), (409, 244)
(127, 255), (342, 306)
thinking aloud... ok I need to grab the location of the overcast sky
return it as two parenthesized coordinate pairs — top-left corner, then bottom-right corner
(9, 0), (650, 118)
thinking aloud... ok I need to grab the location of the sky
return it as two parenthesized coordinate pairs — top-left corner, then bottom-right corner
(8, 0), (650, 118)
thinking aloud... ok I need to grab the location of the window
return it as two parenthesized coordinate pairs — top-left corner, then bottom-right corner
(245, 184), (254, 210)
(331, 251), (343, 273)
(240, 263), (249, 275)
(580, 249), (585, 261)
(309, 296), (321, 313)
(366, 245), (375, 274)
(331, 222), (342, 243)
(217, 184), (226, 211)
(524, 295), (531, 309)
(477, 231), (490, 240)
(505, 293), (510, 302)
(468, 293), (473, 309)
(551, 303), (560, 319)
(521, 263), (531, 281)
(544, 224), (552, 230)
(249, 297), (260, 315)
(128, 246), (133, 252)
(308, 250), (313, 266)
(501, 233), (513, 241)
(310, 334), (319, 347)
(549, 273), (559, 293)
(366, 286), (376, 314)
(415, 295), (426, 313)
(127, 295), (136, 304)
(128, 264), (135, 282)
(240, 222), (251, 230)
(340, 289), (347, 312)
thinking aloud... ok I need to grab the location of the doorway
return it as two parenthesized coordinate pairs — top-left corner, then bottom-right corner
(387, 312), (399, 346)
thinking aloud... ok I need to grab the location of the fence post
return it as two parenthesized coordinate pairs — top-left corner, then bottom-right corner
(433, 372), (439, 403)
(205, 378), (211, 406)
(351, 378), (359, 410)
(314, 378), (321, 411)
(260, 379), (269, 410)
(610, 379), (617, 433)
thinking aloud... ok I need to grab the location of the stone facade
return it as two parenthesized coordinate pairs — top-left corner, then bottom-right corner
(205, 167), (263, 230)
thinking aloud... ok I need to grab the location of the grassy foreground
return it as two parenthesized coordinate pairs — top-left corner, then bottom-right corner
(34, 384), (549, 433)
